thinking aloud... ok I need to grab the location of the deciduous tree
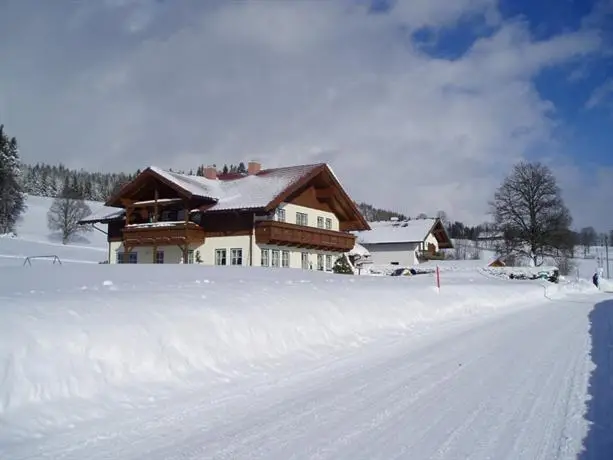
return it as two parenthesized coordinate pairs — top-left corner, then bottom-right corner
(490, 161), (573, 267)
(47, 187), (93, 244)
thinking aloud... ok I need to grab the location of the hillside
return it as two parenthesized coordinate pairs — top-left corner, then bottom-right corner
(0, 195), (111, 266)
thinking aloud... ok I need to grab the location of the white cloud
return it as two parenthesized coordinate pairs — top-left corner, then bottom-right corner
(586, 79), (613, 109)
(0, 0), (605, 225)
(555, 162), (613, 232)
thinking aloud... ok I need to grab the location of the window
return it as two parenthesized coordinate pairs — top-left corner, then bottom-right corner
(317, 216), (324, 228)
(281, 250), (290, 268)
(117, 252), (137, 264)
(325, 218), (332, 230)
(261, 249), (269, 267)
(301, 252), (310, 270)
(317, 254), (324, 271)
(215, 249), (227, 266)
(325, 255), (333, 271)
(296, 212), (308, 226)
(155, 250), (164, 264)
(187, 250), (194, 264)
(231, 248), (243, 266)
(276, 208), (286, 222)
(271, 249), (280, 267)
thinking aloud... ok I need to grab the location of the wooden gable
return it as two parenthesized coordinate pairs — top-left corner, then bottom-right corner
(430, 219), (454, 249)
(267, 165), (370, 232)
(106, 169), (191, 207)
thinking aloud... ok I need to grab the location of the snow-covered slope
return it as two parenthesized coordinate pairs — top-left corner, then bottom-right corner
(0, 195), (110, 266)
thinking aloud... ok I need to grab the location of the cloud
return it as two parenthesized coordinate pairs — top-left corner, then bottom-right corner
(586, 79), (613, 109)
(555, 162), (613, 233)
(0, 0), (605, 226)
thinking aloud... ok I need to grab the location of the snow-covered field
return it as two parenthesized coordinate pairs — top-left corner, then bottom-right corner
(0, 195), (109, 266)
(0, 265), (561, 422)
(0, 261), (609, 459)
(1, 198), (613, 458)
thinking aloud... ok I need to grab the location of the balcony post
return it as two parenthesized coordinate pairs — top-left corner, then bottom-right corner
(153, 188), (159, 223)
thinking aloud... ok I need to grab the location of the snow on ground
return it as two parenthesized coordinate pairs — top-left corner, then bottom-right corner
(0, 263), (609, 459)
(0, 264), (596, 438)
(0, 195), (109, 266)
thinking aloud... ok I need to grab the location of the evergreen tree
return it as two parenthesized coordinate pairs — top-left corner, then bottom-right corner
(0, 125), (26, 234)
(333, 254), (354, 275)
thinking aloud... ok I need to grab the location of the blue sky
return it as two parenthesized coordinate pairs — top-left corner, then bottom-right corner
(0, 0), (612, 229)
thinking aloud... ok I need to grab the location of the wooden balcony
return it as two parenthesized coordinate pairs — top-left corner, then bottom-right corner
(123, 221), (205, 248)
(255, 220), (355, 252)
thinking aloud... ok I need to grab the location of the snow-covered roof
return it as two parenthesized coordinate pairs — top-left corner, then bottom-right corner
(149, 164), (322, 212)
(79, 206), (125, 224)
(356, 219), (438, 245)
(349, 242), (370, 257)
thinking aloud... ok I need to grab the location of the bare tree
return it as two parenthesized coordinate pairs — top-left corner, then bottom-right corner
(452, 238), (469, 260)
(579, 226), (598, 257)
(490, 161), (573, 267)
(47, 191), (93, 244)
(436, 210), (448, 226)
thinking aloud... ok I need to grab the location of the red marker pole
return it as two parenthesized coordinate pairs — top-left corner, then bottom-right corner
(436, 265), (441, 291)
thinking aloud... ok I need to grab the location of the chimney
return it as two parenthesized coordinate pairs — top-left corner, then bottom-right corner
(248, 161), (261, 175)
(204, 166), (217, 180)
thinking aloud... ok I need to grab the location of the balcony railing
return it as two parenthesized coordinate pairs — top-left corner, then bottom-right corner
(255, 220), (355, 252)
(123, 221), (205, 247)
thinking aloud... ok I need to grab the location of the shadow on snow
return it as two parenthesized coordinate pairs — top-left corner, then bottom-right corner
(579, 299), (613, 459)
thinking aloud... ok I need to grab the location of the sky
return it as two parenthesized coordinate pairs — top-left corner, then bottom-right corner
(0, 0), (612, 230)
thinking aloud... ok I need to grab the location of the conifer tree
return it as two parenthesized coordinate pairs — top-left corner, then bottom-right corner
(332, 254), (354, 275)
(0, 125), (26, 234)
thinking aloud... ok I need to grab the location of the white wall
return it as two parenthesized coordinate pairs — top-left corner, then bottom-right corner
(276, 203), (339, 231)
(423, 232), (439, 252)
(109, 242), (185, 264)
(109, 241), (121, 264)
(195, 235), (252, 266)
(257, 245), (338, 270)
(362, 242), (420, 267)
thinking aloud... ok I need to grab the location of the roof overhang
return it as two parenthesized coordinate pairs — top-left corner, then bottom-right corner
(78, 209), (126, 225)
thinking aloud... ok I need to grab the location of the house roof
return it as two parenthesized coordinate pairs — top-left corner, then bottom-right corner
(146, 163), (321, 212)
(92, 162), (369, 231)
(356, 218), (451, 247)
(349, 242), (370, 257)
(78, 206), (126, 225)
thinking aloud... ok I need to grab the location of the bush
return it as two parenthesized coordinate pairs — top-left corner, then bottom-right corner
(333, 254), (354, 275)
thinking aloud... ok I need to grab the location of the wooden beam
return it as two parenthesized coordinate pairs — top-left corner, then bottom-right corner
(153, 188), (159, 223)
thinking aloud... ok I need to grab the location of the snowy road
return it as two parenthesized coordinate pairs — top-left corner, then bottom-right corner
(3, 297), (602, 459)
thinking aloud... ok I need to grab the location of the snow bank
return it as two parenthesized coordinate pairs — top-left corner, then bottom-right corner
(0, 264), (582, 429)
(597, 277), (613, 293)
